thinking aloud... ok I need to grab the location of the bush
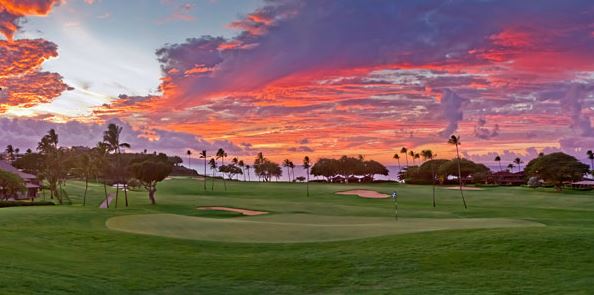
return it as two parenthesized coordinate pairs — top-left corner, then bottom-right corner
(0, 201), (55, 208)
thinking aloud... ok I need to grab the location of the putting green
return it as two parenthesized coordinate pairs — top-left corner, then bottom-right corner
(106, 214), (544, 243)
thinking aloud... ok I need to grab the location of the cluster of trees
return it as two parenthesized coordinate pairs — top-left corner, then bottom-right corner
(8, 124), (176, 206)
(310, 155), (389, 182)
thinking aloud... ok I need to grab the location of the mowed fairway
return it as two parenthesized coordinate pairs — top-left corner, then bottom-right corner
(1, 177), (594, 294)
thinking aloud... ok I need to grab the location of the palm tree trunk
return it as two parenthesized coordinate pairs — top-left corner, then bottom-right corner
(211, 169), (215, 190)
(203, 159), (207, 191)
(103, 180), (109, 208)
(431, 163), (436, 207)
(83, 177), (88, 207)
(115, 184), (119, 208)
(124, 184), (129, 207)
(455, 145), (468, 209)
(221, 159), (227, 191)
(306, 168), (310, 197)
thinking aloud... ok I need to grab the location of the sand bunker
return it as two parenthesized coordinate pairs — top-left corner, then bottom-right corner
(336, 190), (389, 199)
(197, 206), (268, 216)
(444, 186), (484, 191)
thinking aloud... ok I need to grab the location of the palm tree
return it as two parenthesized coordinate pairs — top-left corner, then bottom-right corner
(5, 145), (14, 162)
(513, 157), (523, 173)
(289, 161), (295, 181)
(199, 150), (207, 190)
(95, 141), (111, 208)
(231, 157), (238, 180)
(216, 148), (227, 190)
(494, 155), (502, 172)
(238, 160), (246, 181)
(187, 150), (192, 170)
(507, 163), (515, 172)
(400, 147), (409, 168)
(245, 165), (251, 181)
(208, 158), (217, 190)
(303, 156), (311, 197)
(409, 150), (415, 166)
(448, 135), (467, 209)
(393, 154), (401, 171)
(283, 159), (292, 182)
(78, 151), (98, 207)
(103, 123), (131, 208)
(414, 153), (420, 164)
(587, 150), (594, 172)
(421, 149), (437, 207)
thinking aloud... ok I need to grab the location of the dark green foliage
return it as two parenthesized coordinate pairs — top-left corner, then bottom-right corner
(129, 154), (173, 204)
(311, 156), (389, 181)
(219, 164), (243, 180)
(0, 170), (25, 199)
(0, 201), (54, 208)
(525, 152), (589, 191)
(405, 159), (449, 184)
(437, 158), (490, 179)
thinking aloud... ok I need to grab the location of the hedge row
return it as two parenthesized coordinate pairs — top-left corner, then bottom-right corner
(0, 201), (55, 208)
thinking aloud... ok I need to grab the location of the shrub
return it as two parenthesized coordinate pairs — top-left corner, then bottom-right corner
(0, 201), (55, 208)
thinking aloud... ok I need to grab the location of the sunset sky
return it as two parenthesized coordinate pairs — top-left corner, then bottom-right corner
(1, 0), (594, 165)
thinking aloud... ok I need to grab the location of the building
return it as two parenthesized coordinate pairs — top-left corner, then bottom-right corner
(0, 161), (40, 200)
(492, 171), (526, 186)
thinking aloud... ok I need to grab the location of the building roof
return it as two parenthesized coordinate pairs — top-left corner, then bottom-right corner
(0, 161), (37, 180)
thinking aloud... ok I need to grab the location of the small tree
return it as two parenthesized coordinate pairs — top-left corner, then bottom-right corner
(524, 152), (589, 191)
(0, 170), (25, 200)
(129, 156), (173, 205)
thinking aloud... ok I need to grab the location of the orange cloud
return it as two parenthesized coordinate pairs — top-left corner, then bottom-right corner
(0, 0), (60, 40)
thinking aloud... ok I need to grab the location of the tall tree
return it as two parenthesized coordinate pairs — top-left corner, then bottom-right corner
(208, 158), (217, 190)
(303, 156), (311, 197)
(393, 153), (400, 171)
(400, 147), (409, 168)
(584, 150), (594, 171)
(103, 123), (131, 207)
(513, 157), (523, 173)
(283, 159), (292, 182)
(95, 142), (111, 207)
(238, 160), (246, 181)
(245, 165), (251, 181)
(448, 135), (468, 209)
(409, 150), (415, 166)
(421, 149), (437, 207)
(507, 163), (515, 172)
(216, 148), (227, 190)
(5, 145), (15, 163)
(199, 150), (207, 190)
(494, 155), (502, 172)
(289, 161), (295, 182)
(77, 151), (98, 207)
(187, 150), (192, 170)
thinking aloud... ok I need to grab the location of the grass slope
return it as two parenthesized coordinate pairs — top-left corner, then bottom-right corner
(0, 178), (593, 294)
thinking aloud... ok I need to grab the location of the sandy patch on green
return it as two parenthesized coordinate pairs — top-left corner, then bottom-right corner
(336, 190), (389, 199)
(106, 213), (543, 243)
(197, 206), (268, 216)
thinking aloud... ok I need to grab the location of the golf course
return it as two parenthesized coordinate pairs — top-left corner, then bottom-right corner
(1, 178), (593, 294)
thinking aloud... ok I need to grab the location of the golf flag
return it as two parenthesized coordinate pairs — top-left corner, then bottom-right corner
(391, 191), (398, 220)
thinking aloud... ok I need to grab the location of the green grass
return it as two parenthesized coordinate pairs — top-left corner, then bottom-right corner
(1, 178), (593, 294)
